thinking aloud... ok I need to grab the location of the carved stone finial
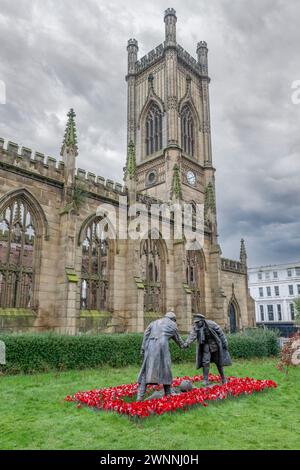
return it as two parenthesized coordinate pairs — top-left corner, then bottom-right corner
(204, 182), (216, 220)
(125, 140), (136, 180)
(197, 41), (208, 75)
(164, 7), (177, 19)
(127, 38), (138, 50)
(240, 238), (247, 266)
(127, 38), (139, 74)
(60, 108), (78, 156)
(197, 41), (208, 52)
(171, 164), (182, 200)
(164, 7), (177, 46)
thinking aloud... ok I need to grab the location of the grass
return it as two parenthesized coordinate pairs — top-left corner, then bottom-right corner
(0, 359), (299, 450)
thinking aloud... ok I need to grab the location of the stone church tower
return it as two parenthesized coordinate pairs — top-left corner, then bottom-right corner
(0, 9), (255, 334)
(123, 8), (255, 332)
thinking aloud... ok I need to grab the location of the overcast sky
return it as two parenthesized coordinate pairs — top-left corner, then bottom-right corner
(0, 0), (299, 267)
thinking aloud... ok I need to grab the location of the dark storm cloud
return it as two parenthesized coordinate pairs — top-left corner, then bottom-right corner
(0, 0), (299, 266)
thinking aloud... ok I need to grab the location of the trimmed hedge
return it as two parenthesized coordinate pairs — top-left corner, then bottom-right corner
(0, 328), (279, 375)
(227, 328), (279, 359)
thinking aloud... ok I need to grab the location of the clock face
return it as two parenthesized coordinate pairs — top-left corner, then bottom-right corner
(147, 170), (157, 185)
(186, 170), (196, 186)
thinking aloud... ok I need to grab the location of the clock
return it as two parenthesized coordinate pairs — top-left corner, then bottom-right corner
(186, 170), (196, 186)
(146, 170), (157, 186)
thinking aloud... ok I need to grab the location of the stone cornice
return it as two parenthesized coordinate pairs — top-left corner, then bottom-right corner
(134, 43), (211, 80)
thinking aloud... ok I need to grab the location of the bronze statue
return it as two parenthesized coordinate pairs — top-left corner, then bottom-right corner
(137, 311), (186, 401)
(184, 313), (232, 386)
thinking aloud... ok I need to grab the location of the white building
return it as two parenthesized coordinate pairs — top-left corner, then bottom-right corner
(248, 262), (300, 331)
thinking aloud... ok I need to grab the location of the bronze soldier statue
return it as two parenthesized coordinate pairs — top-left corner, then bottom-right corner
(137, 311), (186, 401)
(184, 313), (232, 386)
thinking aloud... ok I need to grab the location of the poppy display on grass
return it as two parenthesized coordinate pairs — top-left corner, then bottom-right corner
(65, 374), (277, 419)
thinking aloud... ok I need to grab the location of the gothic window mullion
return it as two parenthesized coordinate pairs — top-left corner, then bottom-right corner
(146, 121), (149, 156)
(87, 230), (93, 310)
(5, 203), (14, 266)
(4, 271), (10, 308)
(15, 210), (26, 308)
(0, 199), (36, 309)
(150, 115), (152, 148)
(145, 104), (163, 157)
(181, 106), (194, 157)
(154, 114), (158, 151)
(1, 272), (8, 308)
(80, 219), (109, 312)
(188, 118), (190, 153)
(97, 240), (102, 309)
(159, 114), (162, 148)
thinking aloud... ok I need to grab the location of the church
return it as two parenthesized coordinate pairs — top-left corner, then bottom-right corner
(0, 9), (255, 334)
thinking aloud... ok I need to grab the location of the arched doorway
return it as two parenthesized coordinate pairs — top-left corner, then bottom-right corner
(229, 302), (237, 333)
(140, 237), (166, 315)
(186, 249), (205, 314)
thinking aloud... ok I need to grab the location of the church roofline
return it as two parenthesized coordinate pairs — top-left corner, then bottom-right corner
(0, 136), (126, 197)
(248, 261), (300, 271)
(132, 43), (210, 80)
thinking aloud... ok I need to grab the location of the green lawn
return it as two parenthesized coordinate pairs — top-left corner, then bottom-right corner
(0, 359), (299, 450)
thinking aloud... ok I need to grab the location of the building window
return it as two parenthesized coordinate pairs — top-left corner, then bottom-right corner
(266, 286), (271, 297)
(287, 269), (292, 277)
(145, 103), (163, 157)
(273, 271), (278, 279)
(274, 286), (280, 297)
(265, 271), (270, 280)
(258, 271), (262, 280)
(181, 105), (194, 157)
(80, 218), (110, 311)
(267, 305), (274, 321)
(259, 305), (264, 322)
(141, 238), (165, 314)
(298, 284), (300, 295)
(290, 303), (295, 321)
(288, 285), (294, 296)
(277, 304), (282, 321)
(295, 267), (300, 276)
(0, 199), (36, 308)
(259, 287), (263, 297)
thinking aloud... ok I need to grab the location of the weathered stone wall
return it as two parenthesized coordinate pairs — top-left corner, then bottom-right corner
(0, 8), (256, 335)
(220, 267), (254, 330)
(0, 145), (63, 332)
(0, 142), (129, 334)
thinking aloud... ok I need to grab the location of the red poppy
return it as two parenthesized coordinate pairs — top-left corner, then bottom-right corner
(65, 374), (277, 418)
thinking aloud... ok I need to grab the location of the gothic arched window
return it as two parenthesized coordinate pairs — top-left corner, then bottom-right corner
(0, 199), (36, 308)
(145, 103), (163, 156)
(80, 218), (110, 311)
(141, 238), (165, 313)
(181, 105), (194, 157)
(186, 250), (205, 314)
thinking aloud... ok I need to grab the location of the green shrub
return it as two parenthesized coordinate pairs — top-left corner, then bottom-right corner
(0, 328), (279, 375)
(227, 328), (279, 358)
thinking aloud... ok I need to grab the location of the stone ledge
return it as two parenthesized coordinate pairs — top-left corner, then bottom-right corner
(0, 308), (37, 316)
(79, 310), (112, 318)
